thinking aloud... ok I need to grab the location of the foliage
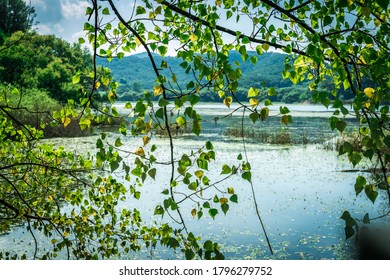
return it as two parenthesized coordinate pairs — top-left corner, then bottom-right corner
(0, 0), (35, 35)
(0, 32), (92, 103)
(98, 51), (311, 102)
(1, 0), (389, 260)
(1, 85), (60, 128)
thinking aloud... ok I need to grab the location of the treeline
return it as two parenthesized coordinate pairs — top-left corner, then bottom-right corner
(0, 31), (94, 133)
(97, 51), (356, 103)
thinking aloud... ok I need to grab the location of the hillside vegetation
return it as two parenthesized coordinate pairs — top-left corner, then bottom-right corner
(98, 51), (343, 103)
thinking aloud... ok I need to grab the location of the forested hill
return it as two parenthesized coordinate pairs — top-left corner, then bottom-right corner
(97, 51), (317, 103)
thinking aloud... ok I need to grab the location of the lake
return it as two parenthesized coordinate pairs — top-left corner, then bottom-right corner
(1, 103), (387, 259)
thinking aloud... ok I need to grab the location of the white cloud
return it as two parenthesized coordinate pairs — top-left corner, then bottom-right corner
(61, 0), (90, 20)
(71, 30), (87, 44)
(34, 24), (51, 34)
(53, 23), (65, 34)
(26, 0), (46, 8)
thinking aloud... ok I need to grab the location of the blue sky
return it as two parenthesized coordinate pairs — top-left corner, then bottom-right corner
(25, 0), (278, 55)
(26, 0), (92, 43)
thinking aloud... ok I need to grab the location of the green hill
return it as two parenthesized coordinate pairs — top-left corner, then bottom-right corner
(97, 51), (312, 103)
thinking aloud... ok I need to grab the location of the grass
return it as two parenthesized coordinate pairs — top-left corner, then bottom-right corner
(224, 127), (298, 145)
(322, 132), (362, 151)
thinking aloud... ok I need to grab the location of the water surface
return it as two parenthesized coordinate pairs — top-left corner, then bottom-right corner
(1, 103), (386, 260)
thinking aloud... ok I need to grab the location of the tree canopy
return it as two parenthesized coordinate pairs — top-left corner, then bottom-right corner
(0, 32), (92, 103)
(0, 0), (35, 35)
(0, 0), (389, 259)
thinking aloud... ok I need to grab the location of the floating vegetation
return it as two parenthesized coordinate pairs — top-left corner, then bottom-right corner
(224, 126), (307, 145)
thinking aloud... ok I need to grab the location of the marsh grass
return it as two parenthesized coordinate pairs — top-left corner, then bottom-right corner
(224, 127), (297, 144)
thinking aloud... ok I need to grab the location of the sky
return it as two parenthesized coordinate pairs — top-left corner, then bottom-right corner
(24, 0), (276, 55)
(26, 0), (92, 43)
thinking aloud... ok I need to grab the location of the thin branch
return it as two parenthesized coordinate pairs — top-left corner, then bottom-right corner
(27, 218), (38, 259)
(161, 1), (309, 57)
(107, 0), (188, 233)
(241, 107), (273, 254)
(287, 0), (312, 12)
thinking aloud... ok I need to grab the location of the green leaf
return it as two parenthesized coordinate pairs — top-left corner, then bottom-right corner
(154, 205), (164, 215)
(192, 120), (202, 136)
(242, 36), (250, 44)
(323, 15), (332, 26)
(221, 203), (229, 215)
(260, 107), (269, 121)
(203, 202), (210, 208)
(168, 238), (180, 248)
(155, 108), (164, 119)
(377, 0), (389, 10)
(384, 136), (390, 148)
(247, 87), (260, 98)
(176, 116), (186, 127)
(114, 138), (123, 147)
(102, 7), (110, 15)
(249, 112), (259, 123)
(72, 74), (80, 84)
(96, 139), (104, 149)
(170, 201), (178, 210)
(262, 43), (270, 51)
(361, 6), (371, 17)
(161, 189), (169, 195)
(364, 184), (378, 203)
(110, 161), (119, 172)
(148, 168), (156, 180)
(205, 141), (213, 150)
(202, 176), (210, 185)
(230, 194), (238, 203)
(336, 120), (347, 133)
(158, 45), (167, 56)
(79, 117), (91, 128)
(279, 106), (290, 114)
(281, 115), (292, 125)
(268, 87), (277, 96)
(242, 171), (251, 182)
(329, 116), (339, 131)
(340, 211), (351, 221)
(221, 164), (232, 175)
(204, 240), (213, 251)
(125, 102), (132, 109)
(355, 176), (366, 195)
(189, 95), (200, 106)
(348, 152), (362, 167)
(197, 158), (208, 170)
(185, 249), (195, 260)
(208, 208), (218, 219)
(250, 56), (258, 64)
(158, 98), (169, 107)
(136, 6), (146, 15)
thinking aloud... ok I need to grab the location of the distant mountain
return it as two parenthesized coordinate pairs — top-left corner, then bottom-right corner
(97, 51), (312, 103)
